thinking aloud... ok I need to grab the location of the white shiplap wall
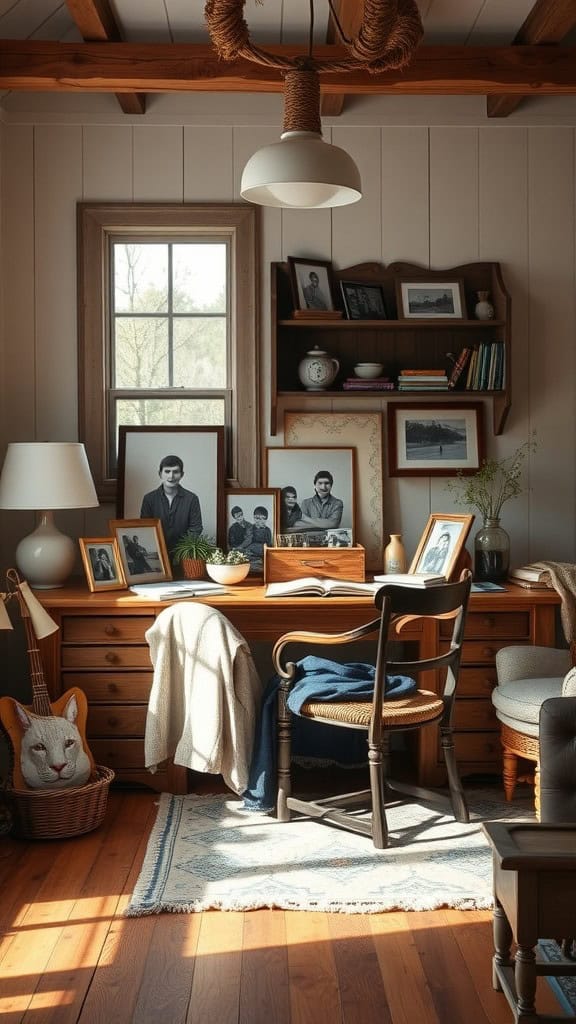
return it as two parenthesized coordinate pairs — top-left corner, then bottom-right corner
(1, 100), (576, 572)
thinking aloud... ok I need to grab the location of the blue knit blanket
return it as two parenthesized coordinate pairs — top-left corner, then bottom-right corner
(243, 655), (416, 812)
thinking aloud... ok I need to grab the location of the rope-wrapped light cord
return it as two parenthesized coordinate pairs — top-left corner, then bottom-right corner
(204, 0), (423, 75)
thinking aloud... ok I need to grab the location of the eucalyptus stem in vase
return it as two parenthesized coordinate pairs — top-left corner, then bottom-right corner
(445, 436), (536, 581)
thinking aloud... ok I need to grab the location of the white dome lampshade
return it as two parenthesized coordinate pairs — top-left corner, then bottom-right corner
(241, 130), (362, 209)
(0, 442), (99, 589)
(240, 67), (362, 210)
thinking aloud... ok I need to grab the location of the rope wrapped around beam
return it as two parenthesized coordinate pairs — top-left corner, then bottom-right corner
(204, 0), (423, 74)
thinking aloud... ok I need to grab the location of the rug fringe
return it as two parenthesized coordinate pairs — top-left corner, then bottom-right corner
(125, 895), (493, 917)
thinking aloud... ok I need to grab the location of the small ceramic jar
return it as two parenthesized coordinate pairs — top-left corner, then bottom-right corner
(298, 346), (340, 391)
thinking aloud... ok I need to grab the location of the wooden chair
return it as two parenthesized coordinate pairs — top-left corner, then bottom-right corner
(273, 570), (472, 849)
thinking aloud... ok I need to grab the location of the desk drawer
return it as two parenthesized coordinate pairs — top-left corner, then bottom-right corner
(62, 646), (152, 670)
(63, 672), (152, 703)
(441, 611), (530, 640)
(88, 705), (147, 738)
(453, 732), (501, 763)
(458, 666), (498, 697)
(62, 616), (154, 644)
(453, 700), (499, 731)
(458, 640), (527, 665)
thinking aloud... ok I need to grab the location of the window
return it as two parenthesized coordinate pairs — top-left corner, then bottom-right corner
(78, 203), (259, 502)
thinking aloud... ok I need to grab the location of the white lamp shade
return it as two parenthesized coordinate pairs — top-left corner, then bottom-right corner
(240, 131), (362, 209)
(0, 442), (98, 509)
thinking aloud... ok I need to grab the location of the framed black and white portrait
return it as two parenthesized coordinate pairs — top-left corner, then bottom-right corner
(409, 513), (474, 580)
(79, 536), (126, 592)
(225, 488), (280, 575)
(117, 426), (226, 556)
(109, 518), (172, 585)
(287, 257), (337, 313)
(265, 446), (355, 545)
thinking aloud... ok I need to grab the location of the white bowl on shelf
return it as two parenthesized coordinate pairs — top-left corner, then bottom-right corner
(354, 362), (384, 379)
(206, 562), (250, 585)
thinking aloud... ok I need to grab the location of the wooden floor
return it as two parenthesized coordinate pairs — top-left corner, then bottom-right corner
(0, 788), (566, 1024)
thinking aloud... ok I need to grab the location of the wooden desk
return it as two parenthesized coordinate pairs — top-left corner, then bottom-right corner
(36, 583), (560, 792)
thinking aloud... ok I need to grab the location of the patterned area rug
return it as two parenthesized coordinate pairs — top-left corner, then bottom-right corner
(126, 791), (530, 916)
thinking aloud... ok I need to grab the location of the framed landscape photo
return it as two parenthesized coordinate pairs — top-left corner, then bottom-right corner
(387, 403), (484, 477)
(117, 425), (225, 553)
(396, 278), (466, 320)
(287, 257), (337, 313)
(265, 446), (355, 545)
(225, 488), (280, 575)
(79, 537), (126, 593)
(109, 518), (172, 585)
(340, 281), (387, 320)
(409, 513), (475, 580)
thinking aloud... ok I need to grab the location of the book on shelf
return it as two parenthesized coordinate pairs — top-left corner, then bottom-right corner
(509, 563), (550, 583)
(342, 379), (395, 390)
(448, 347), (473, 389)
(265, 577), (379, 598)
(398, 368), (447, 376)
(130, 580), (227, 599)
(372, 572), (446, 588)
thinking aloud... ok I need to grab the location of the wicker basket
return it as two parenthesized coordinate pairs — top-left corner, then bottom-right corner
(6, 765), (115, 840)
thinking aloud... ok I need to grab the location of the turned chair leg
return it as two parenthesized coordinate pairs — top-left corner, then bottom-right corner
(368, 742), (388, 849)
(440, 727), (469, 823)
(502, 747), (518, 801)
(276, 686), (292, 822)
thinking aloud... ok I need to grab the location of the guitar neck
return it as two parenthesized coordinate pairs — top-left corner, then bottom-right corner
(21, 601), (52, 717)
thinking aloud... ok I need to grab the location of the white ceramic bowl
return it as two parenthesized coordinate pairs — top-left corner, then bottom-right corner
(354, 362), (384, 379)
(206, 562), (250, 585)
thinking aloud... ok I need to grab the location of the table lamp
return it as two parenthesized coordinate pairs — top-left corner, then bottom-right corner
(0, 442), (99, 589)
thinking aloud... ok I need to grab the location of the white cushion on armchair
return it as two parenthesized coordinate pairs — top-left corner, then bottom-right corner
(492, 645), (572, 737)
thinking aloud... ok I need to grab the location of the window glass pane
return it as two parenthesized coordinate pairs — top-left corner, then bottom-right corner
(114, 243), (168, 313)
(173, 244), (226, 314)
(173, 317), (227, 387)
(114, 318), (169, 387)
(116, 398), (226, 430)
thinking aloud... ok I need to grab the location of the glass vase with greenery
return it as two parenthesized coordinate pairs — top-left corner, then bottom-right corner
(446, 437), (536, 581)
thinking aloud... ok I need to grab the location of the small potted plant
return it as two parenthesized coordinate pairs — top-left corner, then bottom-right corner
(171, 532), (217, 580)
(205, 548), (250, 585)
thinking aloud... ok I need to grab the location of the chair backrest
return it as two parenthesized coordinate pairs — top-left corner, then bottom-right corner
(369, 571), (472, 736)
(539, 695), (576, 822)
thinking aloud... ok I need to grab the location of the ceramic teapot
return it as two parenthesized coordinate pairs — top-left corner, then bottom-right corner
(298, 346), (340, 391)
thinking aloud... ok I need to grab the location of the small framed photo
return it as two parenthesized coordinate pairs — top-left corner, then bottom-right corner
(117, 426), (225, 559)
(396, 279), (466, 319)
(288, 257), (336, 312)
(387, 403), (484, 477)
(79, 537), (127, 592)
(340, 281), (387, 320)
(225, 488), (280, 575)
(109, 518), (172, 585)
(409, 513), (475, 580)
(265, 446), (355, 545)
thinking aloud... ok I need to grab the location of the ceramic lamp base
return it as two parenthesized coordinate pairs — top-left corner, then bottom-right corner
(16, 511), (76, 589)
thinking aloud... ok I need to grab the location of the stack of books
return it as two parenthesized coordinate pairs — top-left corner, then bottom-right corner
(508, 563), (550, 589)
(342, 376), (395, 391)
(397, 369), (449, 391)
(464, 342), (505, 391)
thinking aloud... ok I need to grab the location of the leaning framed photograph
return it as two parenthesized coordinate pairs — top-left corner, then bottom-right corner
(287, 257), (337, 313)
(79, 537), (127, 593)
(225, 488), (280, 575)
(117, 426), (226, 558)
(409, 513), (475, 580)
(265, 446), (355, 545)
(108, 518), (172, 585)
(396, 278), (466, 319)
(387, 403), (484, 477)
(340, 280), (387, 320)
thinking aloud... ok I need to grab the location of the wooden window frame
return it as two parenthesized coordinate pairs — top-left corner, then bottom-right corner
(77, 202), (260, 503)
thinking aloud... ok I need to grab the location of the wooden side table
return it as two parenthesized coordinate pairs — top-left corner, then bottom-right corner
(483, 821), (576, 1023)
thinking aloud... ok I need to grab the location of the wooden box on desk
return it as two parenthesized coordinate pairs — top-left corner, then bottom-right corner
(264, 544), (366, 583)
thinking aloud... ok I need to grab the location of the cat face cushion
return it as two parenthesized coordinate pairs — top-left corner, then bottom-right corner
(15, 694), (92, 789)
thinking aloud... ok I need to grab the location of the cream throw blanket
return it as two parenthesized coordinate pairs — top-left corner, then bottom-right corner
(538, 561), (576, 665)
(144, 602), (263, 794)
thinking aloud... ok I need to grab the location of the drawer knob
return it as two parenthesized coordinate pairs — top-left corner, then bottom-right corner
(107, 682), (119, 694)
(482, 647), (496, 658)
(107, 716), (118, 728)
(481, 616), (496, 628)
(105, 651), (119, 664)
(104, 624), (117, 636)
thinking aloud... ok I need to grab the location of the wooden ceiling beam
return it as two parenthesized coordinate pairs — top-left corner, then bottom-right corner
(1, 41), (576, 96)
(321, 0), (365, 117)
(488, 0), (576, 117)
(65, 0), (145, 114)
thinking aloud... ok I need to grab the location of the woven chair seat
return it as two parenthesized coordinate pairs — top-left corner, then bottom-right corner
(300, 690), (443, 727)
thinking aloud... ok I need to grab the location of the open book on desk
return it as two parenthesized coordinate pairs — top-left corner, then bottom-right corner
(265, 577), (380, 598)
(130, 580), (227, 599)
